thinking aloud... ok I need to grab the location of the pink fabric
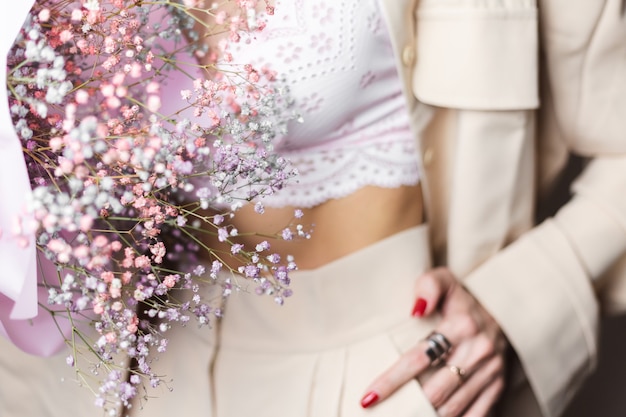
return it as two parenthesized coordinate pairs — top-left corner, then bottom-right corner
(0, 0), (68, 356)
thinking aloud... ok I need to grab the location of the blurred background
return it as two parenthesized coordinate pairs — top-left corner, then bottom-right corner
(563, 315), (626, 417)
(547, 156), (626, 417)
(563, 316), (626, 417)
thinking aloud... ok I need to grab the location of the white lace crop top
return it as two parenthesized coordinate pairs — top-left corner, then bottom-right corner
(226, 0), (422, 208)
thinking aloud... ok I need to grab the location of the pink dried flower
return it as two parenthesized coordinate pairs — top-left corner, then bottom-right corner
(150, 242), (166, 264)
(59, 30), (73, 43)
(105, 332), (117, 344)
(163, 275), (178, 288)
(100, 271), (114, 283)
(93, 235), (109, 248)
(134, 255), (150, 269)
(93, 303), (104, 316)
(38, 8), (50, 22)
(121, 271), (132, 285)
(7, 1), (299, 412)
(71, 9), (82, 21)
(79, 215), (93, 231)
(73, 245), (89, 259)
(147, 95), (161, 112)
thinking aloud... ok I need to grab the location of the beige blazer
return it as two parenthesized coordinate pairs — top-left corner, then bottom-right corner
(378, 1), (626, 416)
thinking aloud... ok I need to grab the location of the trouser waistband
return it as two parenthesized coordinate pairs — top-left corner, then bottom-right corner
(219, 225), (433, 351)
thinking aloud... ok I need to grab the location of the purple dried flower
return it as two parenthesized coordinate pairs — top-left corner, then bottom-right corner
(210, 261), (222, 278)
(274, 266), (290, 285)
(281, 228), (293, 241)
(255, 241), (270, 252)
(193, 265), (206, 276)
(267, 253), (281, 264)
(244, 265), (260, 278)
(7, 2), (300, 412)
(231, 243), (244, 255)
(217, 227), (228, 242)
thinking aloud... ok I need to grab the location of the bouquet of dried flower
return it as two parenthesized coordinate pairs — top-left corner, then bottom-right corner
(6, 0), (302, 412)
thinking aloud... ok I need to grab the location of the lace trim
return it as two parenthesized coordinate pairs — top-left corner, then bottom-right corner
(259, 136), (420, 208)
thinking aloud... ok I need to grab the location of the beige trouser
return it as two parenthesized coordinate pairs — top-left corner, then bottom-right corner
(1, 225), (442, 417)
(212, 225), (439, 417)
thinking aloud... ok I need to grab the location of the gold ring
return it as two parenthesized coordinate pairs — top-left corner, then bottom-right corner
(448, 365), (467, 383)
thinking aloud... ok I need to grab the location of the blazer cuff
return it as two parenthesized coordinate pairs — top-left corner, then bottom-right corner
(463, 218), (599, 417)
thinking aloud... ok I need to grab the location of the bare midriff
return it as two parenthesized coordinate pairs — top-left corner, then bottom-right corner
(209, 184), (424, 270)
(191, 2), (423, 270)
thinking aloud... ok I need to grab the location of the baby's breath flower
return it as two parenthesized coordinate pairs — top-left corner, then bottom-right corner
(7, 0), (300, 413)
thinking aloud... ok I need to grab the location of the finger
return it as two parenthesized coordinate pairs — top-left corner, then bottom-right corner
(411, 267), (456, 317)
(436, 356), (505, 417)
(422, 334), (484, 408)
(360, 317), (472, 409)
(459, 375), (505, 417)
(435, 310), (481, 347)
(360, 342), (432, 408)
(423, 334), (502, 408)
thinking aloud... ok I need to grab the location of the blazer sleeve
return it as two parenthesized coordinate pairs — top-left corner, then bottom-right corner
(462, 1), (626, 416)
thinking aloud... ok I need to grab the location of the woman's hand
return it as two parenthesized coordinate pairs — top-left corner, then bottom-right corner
(360, 267), (507, 417)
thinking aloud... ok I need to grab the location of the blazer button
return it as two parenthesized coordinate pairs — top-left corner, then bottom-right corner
(402, 44), (415, 67)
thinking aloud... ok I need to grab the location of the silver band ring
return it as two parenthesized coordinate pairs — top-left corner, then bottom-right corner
(429, 332), (452, 352)
(425, 342), (444, 365)
(424, 331), (453, 366)
(448, 365), (467, 383)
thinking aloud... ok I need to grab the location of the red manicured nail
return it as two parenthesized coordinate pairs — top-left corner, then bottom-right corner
(411, 298), (427, 317)
(360, 391), (379, 408)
